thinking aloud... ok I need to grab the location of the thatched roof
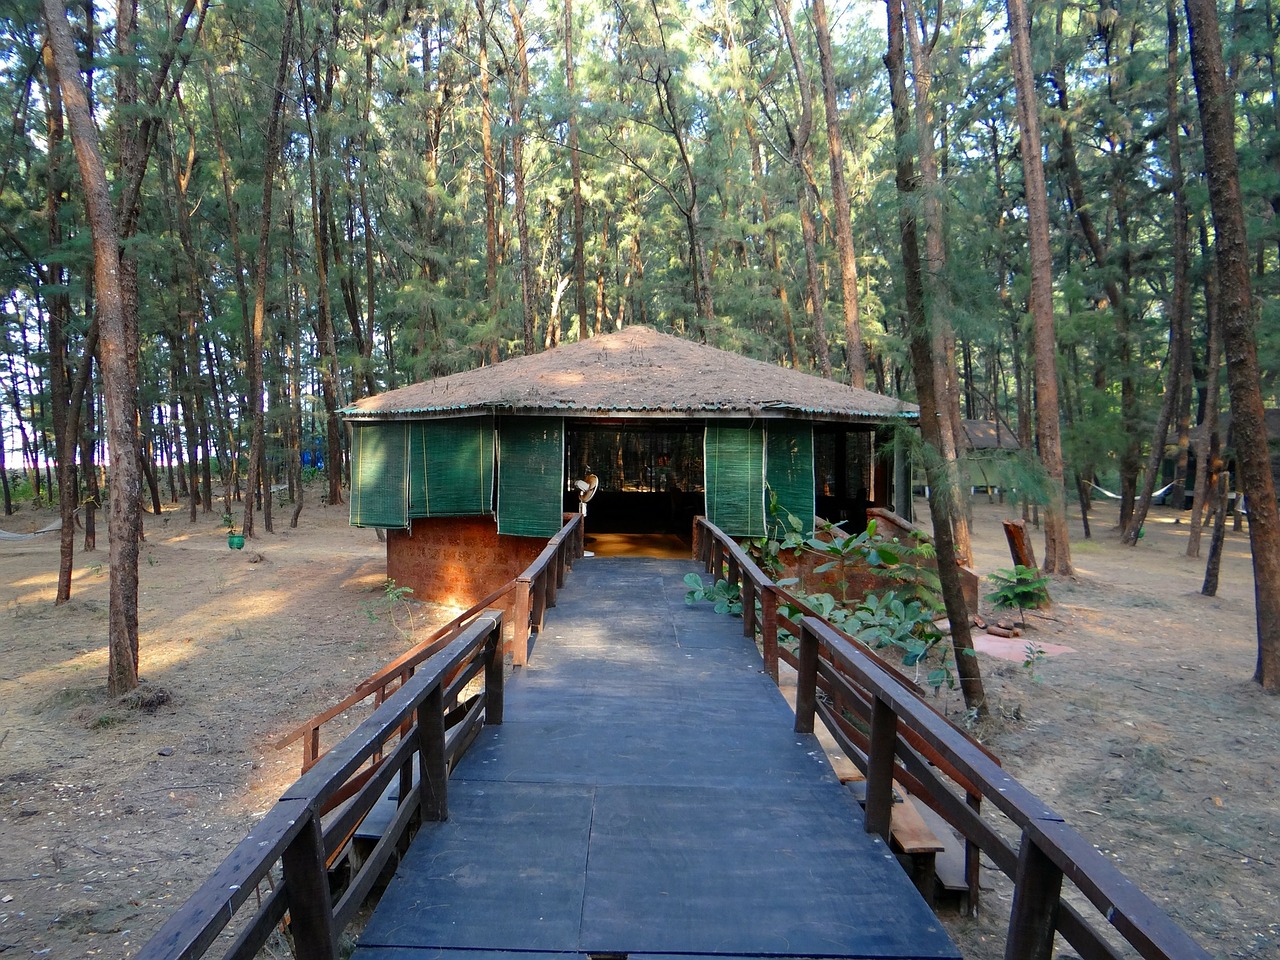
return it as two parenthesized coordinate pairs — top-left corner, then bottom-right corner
(344, 326), (917, 425)
(962, 420), (1020, 451)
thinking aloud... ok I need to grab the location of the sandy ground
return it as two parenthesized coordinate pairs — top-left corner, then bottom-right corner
(0, 487), (1276, 959)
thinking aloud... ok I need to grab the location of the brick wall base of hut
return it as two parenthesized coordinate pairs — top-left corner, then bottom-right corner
(386, 516), (550, 611)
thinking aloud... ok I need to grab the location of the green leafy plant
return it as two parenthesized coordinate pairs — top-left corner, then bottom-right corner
(847, 591), (953, 688)
(1023, 640), (1047, 680)
(987, 565), (1051, 626)
(689, 509), (959, 691)
(362, 578), (417, 638)
(683, 573), (743, 615)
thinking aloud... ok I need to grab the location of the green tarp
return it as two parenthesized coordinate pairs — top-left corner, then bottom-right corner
(704, 421), (765, 538)
(409, 417), (494, 517)
(766, 422), (815, 536)
(497, 417), (565, 538)
(349, 421), (410, 529)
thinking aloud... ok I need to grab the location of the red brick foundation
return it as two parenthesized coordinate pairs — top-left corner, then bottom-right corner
(386, 515), (551, 609)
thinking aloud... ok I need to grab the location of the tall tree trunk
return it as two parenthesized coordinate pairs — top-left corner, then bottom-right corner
(1186, 0), (1280, 690)
(566, 0), (589, 338)
(476, 0), (499, 333)
(773, 0), (832, 377)
(904, 0), (971, 566)
(811, 0), (866, 386)
(243, 0), (297, 539)
(1187, 222), (1221, 558)
(1008, 0), (1072, 575)
(886, 0), (985, 716)
(1124, 0), (1193, 545)
(510, 0), (536, 354)
(43, 0), (142, 694)
(42, 40), (94, 604)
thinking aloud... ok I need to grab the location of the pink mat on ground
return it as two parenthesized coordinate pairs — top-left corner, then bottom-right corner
(972, 631), (1077, 662)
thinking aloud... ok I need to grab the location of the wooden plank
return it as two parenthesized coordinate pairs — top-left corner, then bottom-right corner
(889, 792), (944, 855)
(1031, 818), (1214, 960)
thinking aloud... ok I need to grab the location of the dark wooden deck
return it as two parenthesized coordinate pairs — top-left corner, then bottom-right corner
(352, 557), (959, 960)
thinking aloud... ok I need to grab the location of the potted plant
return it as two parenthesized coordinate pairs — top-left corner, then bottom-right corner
(223, 513), (245, 550)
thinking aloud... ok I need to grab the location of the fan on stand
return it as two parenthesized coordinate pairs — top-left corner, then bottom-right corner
(574, 471), (599, 557)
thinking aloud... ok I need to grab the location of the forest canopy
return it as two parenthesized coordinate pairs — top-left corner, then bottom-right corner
(3, 0), (1280, 691)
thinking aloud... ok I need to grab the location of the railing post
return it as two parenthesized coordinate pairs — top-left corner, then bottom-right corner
(513, 577), (532, 667)
(762, 588), (779, 682)
(306, 727), (320, 770)
(741, 577), (756, 639)
(726, 555), (740, 588)
(485, 621), (504, 726)
(965, 791), (982, 917)
(794, 621), (819, 734)
(418, 683), (448, 822)
(532, 571), (549, 633)
(552, 544), (565, 594)
(280, 812), (337, 960)
(1004, 830), (1063, 960)
(864, 695), (897, 843)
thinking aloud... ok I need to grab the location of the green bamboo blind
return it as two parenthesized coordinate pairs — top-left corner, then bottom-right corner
(497, 417), (565, 537)
(409, 417), (494, 517)
(766, 422), (815, 536)
(704, 421), (765, 538)
(349, 421), (410, 529)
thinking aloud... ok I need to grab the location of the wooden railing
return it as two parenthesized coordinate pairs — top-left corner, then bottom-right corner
(136, 514), (584, 960)
(135, 611), (506, 960)
(276, 513), (583, 775)
(695, 517), (1211, 960)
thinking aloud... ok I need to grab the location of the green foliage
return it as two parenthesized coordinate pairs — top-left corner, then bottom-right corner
(987, 566), (1051, 625)
(362, 579), (418, 638)
(688, 506), (960, 690)
(683, 573), (743, 616)
(846, 592), (953, 690)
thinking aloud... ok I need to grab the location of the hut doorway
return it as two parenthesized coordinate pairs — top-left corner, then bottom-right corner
(565, 420), (706, 554)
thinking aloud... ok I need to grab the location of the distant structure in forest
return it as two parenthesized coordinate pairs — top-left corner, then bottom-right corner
(342, 326), (918, 605)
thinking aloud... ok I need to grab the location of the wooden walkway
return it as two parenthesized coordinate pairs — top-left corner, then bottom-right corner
(352, 557), (959, 960)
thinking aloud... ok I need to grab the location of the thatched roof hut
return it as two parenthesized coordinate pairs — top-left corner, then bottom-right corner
(341, 327), (917, 603)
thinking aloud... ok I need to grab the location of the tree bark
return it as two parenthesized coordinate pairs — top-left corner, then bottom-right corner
(1187, 221), (1221, 559)
(43, 0), (142, 694)
(811, 0), (866, 386)
(567, 0), (590, 339)
(886, 0), (985, 716)
(510, 0), (536, 354)
(1007, 0), (1072, 575)
(1185, 0), (1280, 690)
(1123, 0), (1193, 545)
(904, 0), (971, 567)
(243, 0), (297, 539)
(772, 0), (831, 377)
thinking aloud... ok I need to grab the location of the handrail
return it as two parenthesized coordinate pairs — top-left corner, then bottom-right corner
(695, 516), (1211, 960)
(136, 611), (507, 960)
(277, 513), (584, 771)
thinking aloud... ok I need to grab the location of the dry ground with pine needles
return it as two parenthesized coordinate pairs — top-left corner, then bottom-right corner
(0, 487), (1275, 958)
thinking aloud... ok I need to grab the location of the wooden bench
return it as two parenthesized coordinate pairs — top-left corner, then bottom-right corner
(844, 776), (945, 904)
